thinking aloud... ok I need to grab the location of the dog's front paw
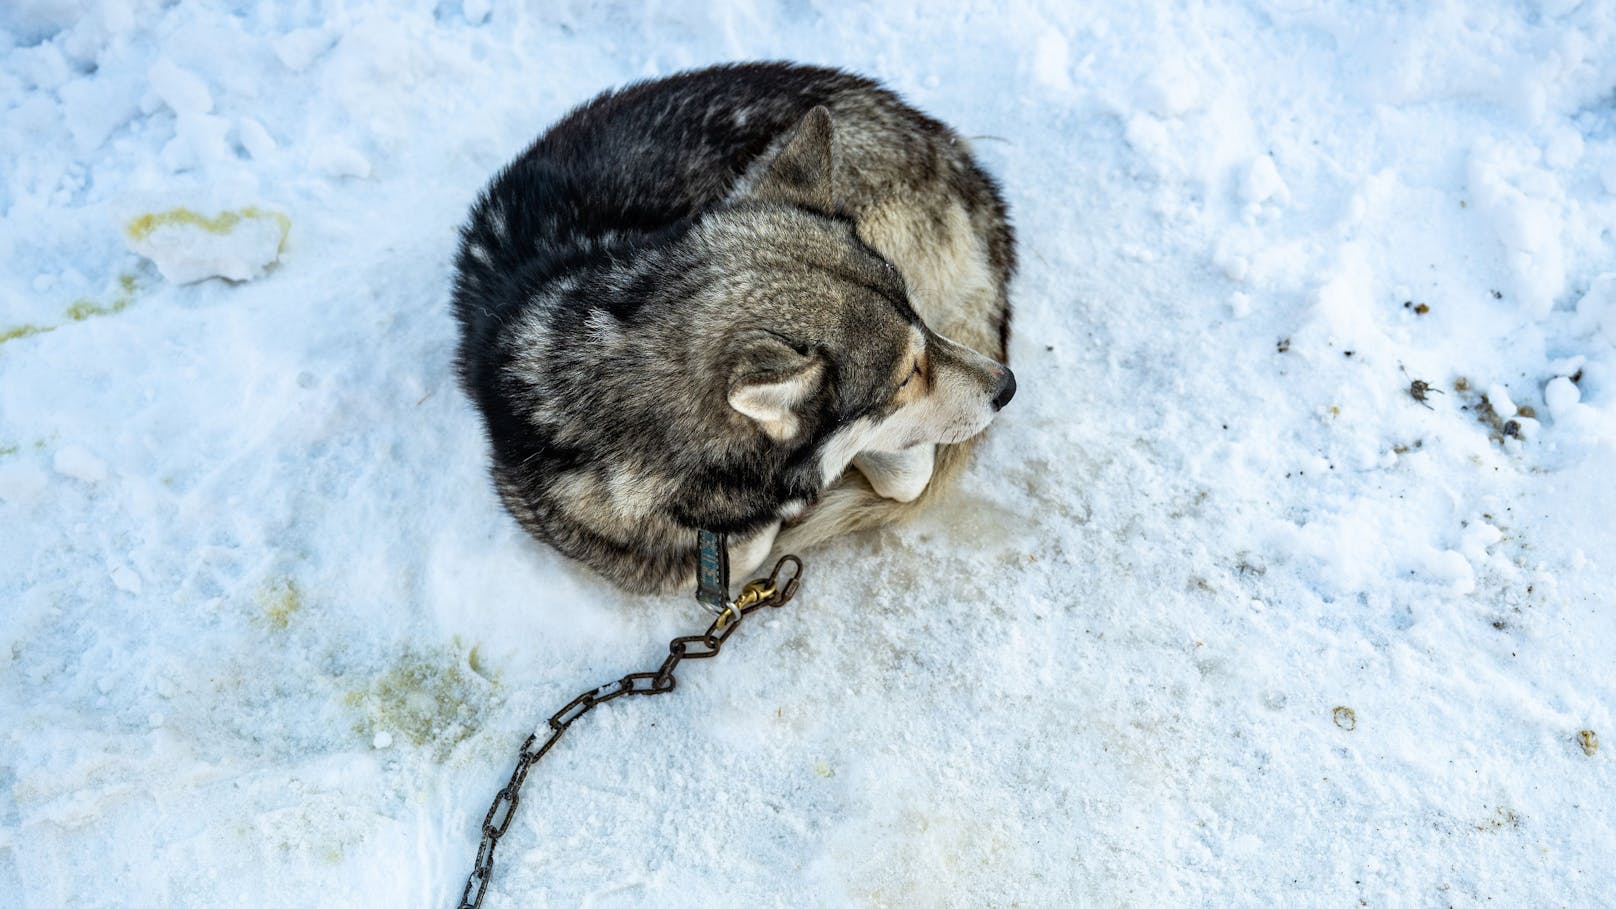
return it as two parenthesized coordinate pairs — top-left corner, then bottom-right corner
(854, 446), (935, 502)
(728, 521), (781, 578)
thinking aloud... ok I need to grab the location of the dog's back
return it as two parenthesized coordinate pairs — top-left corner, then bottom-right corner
(456, 63), (1010, 359)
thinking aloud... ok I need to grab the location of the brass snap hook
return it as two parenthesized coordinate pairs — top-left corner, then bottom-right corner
(716, 580), (769, 630)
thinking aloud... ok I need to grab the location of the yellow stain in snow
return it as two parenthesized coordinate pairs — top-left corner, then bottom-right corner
(125, 205), (291, 253)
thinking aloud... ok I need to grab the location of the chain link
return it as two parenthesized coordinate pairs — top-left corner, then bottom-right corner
(456, 555), (804, 909)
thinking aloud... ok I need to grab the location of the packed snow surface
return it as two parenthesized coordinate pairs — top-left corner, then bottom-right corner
(3, 2), (1615, 907)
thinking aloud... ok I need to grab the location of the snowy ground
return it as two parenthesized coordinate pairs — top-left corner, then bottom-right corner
(3, 1), (1615, 906)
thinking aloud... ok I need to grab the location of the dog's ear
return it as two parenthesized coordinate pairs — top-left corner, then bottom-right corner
(748, 106), (835, 215)
(728, 336), (824, 441)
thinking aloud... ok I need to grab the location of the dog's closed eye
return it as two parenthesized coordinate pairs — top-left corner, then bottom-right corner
(898, 361), (921, 388)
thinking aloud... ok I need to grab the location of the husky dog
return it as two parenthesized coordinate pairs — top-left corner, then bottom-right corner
(452, 63), (1015, 594)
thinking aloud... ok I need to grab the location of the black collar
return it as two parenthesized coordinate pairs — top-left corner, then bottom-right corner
(694, 529), (729, 613)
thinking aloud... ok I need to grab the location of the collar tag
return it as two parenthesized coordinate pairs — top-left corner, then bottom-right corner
(695, 529), (730, 614)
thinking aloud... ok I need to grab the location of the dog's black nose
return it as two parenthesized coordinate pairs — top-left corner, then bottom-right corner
(990, 368), (1016, 411)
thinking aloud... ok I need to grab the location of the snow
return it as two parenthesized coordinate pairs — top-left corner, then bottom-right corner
(1579, 272), (1616, 341)
(1545, 376), (1581, 418)
(236, 116), (278, 162)
(147, 58), (213, 116)
(2, 2), (1615, 907)
(271, 28), (337, 74)
(1239, 154), (1286, 206)
(308, 141), (373, 180)
(50, 444), (107, 485)
(109, 564), (143, 596)
(123, 207), (289, 284)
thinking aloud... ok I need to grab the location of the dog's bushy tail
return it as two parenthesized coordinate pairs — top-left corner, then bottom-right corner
(772, 438), (977, 555)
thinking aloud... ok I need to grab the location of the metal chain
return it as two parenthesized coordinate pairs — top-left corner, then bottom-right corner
(456, 555), (804, 909)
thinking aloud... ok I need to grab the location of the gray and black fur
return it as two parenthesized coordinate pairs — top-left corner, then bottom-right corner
(452, 63), (1016, 594)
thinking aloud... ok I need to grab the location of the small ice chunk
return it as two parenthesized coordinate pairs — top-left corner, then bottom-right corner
(310, 142), (372, 179)
(111, 564), (143, 595)
(1486, 384), (1518, 417)
(373, 731), (394, 749)
(164, 112), (232, 171)
(237, 117), (278, 160)
(149, 712), (166, 729)
(147, 59), (212, 115)
(59, 74), (142, 153)
(1424, 548), (1476, 596)
(1241, 155), (1287, 205)
(1229, 291), (1251, 318)
(54, 445), (108, 484)
(464, 0), (492, 24)
(125, 207), (289, 284)
(272, 28), (337, 73)
(1544, 376), (1580, 418)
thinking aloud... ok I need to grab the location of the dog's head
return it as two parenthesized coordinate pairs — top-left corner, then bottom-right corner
(694, 106), (1015, 485)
